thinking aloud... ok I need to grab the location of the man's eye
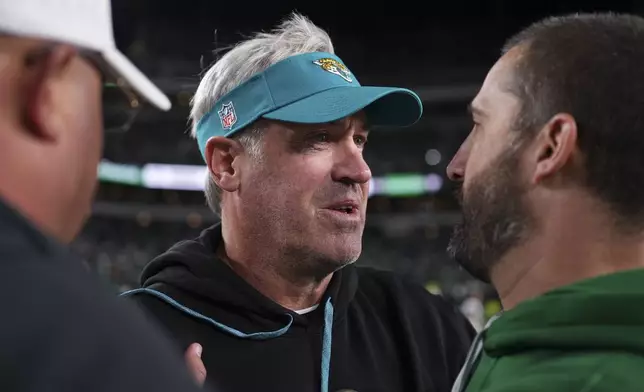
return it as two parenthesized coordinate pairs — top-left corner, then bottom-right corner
(311, 132), (329, 143)
(354, 135), (368, 146)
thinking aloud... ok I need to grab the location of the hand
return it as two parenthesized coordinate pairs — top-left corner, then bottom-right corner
(185, 343), (207, 387)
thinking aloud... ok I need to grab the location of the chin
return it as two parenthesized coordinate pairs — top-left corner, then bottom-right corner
(290, 242), (360, 279)
(318, 254), (359, 277)
(326, 241), (362, 267)
(308, 237), (361, 266)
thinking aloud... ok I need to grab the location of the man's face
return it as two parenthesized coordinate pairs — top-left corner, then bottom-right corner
(52, 51), (104, 241)
(9, 43), (104, 242)
(446, 49), (535, 283)
(237, 113), (371, 276)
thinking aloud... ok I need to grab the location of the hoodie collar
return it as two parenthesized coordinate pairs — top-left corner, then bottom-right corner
(140, 224), (358, 327)
(485, 268), (644, 357)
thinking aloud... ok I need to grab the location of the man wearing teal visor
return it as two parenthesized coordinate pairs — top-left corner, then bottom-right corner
(194, 51), (423, 157)
(125, 13), (474, 392)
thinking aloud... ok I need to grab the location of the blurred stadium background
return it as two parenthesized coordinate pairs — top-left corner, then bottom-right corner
(76, 0), (641, 330)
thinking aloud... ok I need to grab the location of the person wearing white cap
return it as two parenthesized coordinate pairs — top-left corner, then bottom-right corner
(0, 0), (209, 391)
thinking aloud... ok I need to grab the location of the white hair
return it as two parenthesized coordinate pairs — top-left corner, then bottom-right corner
(191, 12), (335, 215)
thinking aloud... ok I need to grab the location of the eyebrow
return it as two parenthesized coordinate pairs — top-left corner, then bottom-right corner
(329, 118), (371, 133)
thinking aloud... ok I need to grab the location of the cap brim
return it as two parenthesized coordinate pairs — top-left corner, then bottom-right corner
(101, 49), (172, 111)
(262, 86), (422, 127)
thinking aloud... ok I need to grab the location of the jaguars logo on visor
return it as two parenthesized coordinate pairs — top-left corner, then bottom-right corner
(313, 58), (353, 82)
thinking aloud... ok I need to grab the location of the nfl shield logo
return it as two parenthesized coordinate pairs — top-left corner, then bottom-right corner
(218, 102), (237, 129)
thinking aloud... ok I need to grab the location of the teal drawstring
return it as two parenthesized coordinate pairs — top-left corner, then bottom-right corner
(121, 289), (334, 392)
(320, 297), (334, 392)
(120, 288), (292, 339)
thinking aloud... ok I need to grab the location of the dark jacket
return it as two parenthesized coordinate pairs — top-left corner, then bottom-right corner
(124, 224), (475, 392)
(0, 197), (204, 392)
(459, 268), (644, 392)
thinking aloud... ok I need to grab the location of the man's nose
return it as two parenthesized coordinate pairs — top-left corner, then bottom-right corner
(447, 138), (472, 182)
(447, 157), (465, 182)
(332, 144), (372, 185)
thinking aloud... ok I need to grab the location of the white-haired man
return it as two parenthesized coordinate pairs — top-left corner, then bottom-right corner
(125, 13), (475, 392)
(0, 0), (207, 390)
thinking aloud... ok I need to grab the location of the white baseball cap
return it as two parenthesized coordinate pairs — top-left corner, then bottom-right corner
(0, 0), (171, 111)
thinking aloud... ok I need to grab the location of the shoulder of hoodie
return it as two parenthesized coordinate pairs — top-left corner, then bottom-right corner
(478, 352), (644, 392)
(586, 354), (644, 391)
(354, 266), (474, 333)
(0, 248), (203, 392)
(355, 266), (454, 311)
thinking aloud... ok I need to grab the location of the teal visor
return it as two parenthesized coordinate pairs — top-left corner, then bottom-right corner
(195, 52), (423, 160)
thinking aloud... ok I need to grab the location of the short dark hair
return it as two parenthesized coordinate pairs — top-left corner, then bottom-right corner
(503, 13), (644, 231)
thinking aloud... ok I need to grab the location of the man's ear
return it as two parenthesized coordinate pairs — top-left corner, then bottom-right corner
(531, 113), (578, 184)
(25, 45), (77, 142)
(205, 136), (243, 192)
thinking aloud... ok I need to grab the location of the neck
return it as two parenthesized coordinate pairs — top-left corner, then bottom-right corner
(491, 194), (644, 310)
(220, 217), (332, 311)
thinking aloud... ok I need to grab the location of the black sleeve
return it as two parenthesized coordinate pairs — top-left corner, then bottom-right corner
(0, 257), (211, 392)
(359, 268), (477, 387)
(428, 293), (477, 382)
(394, 274), (477, 384)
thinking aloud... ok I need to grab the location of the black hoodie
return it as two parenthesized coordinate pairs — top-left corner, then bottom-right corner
(0, 198), (204, 392)
(123, 224), (475, 392)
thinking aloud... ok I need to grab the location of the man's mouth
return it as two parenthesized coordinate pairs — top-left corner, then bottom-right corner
(326, 201), (360, 215)
(332, 205), (356, 214)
